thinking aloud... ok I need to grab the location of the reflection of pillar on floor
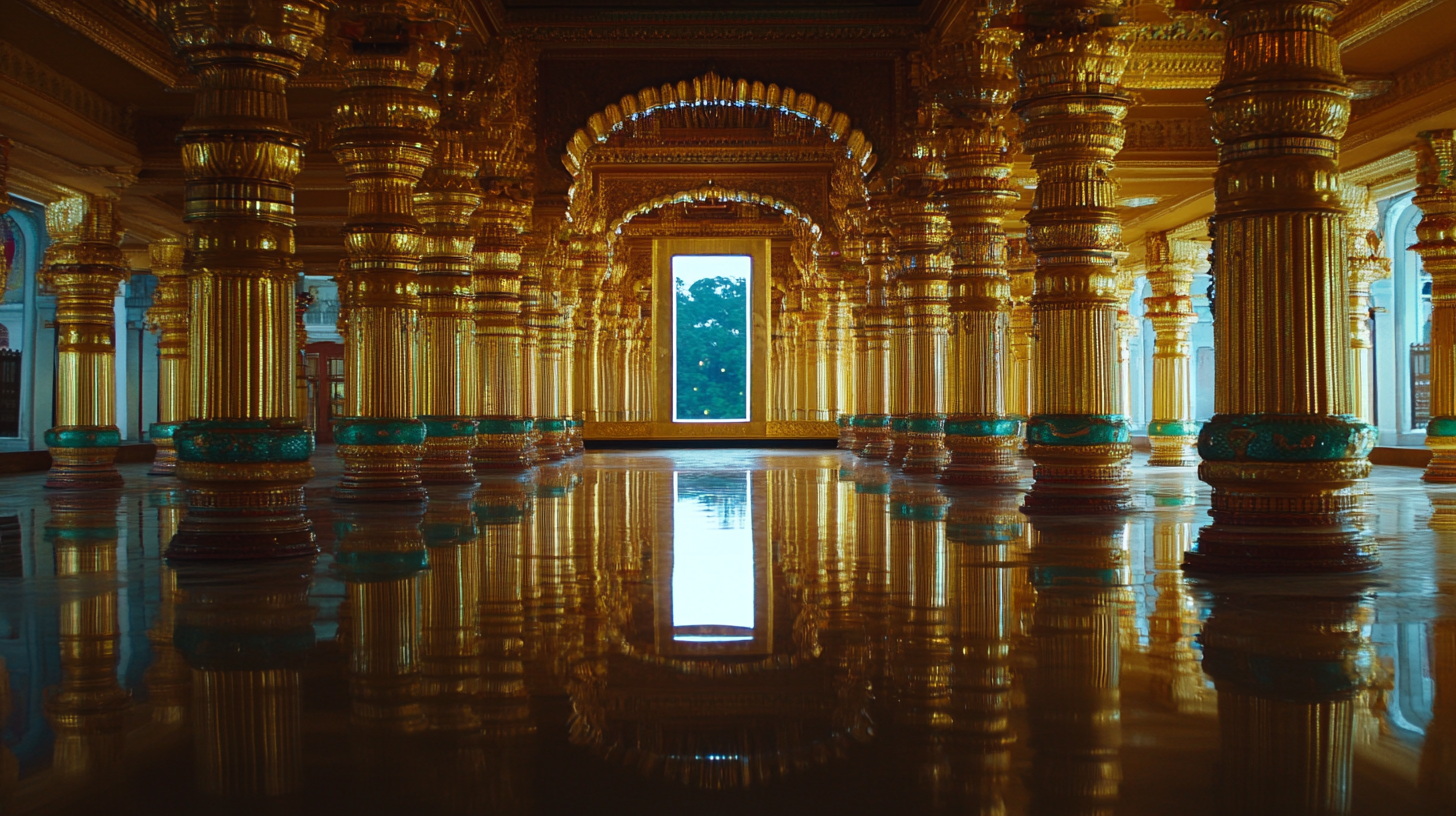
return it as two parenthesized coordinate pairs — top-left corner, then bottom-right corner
(888, 481), (953, 802)
(162, 0), (327, 559)
(1187, 0), (1376, 573)
(1025, 517), (1128, 814)
(1201, 591), (1373, 816)
(1422, 618), (1456, 811)
(173, 561), (315, 797)
(524, 462), (578, 694)
(419, 486), (482, 731)
(145, 488), (191, 725)
(946, 489), (1023, 812)
(40, 195), (129, 490)
(44, 491), (131, 779)
(1413, 131), (1456, 481)
(1146, 501), (1214, 713)
(852, 461), (893, 686)
(1017, 11), (1134, 515)
(476, 473), (536, 735)
(335, 504), (428, 733)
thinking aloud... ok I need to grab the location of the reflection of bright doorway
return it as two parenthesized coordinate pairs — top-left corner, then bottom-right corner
(657, 470), (771, 655)
(671, 255), (751, 423)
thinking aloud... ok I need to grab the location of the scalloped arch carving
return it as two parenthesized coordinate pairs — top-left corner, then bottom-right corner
(562, 71), (878, 180)
(606, 184), (822, 241)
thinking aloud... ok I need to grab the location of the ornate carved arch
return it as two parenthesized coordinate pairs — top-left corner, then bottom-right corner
(606, 184), (822, 240)
(563, 72), (878, 181)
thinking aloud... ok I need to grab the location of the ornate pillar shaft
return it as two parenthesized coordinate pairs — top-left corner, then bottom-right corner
(473, 202), (533, 466)
(40, 194), (128, 490)
(330, 3), (453, 501)
(1188, 0), (1377, 573)
(937, 28), (1022, 484)
(889, 112), (952, 473)
(534, 247), (570, 459)
(855, 232), (893, 458)
(1144, 232), (1202, 466)
(574, 242), (607, 426)
(145, 239), (188, 476)
(1414, 131), (1456, 479)
(1016, 15), (1134, 513)
(1006, 238), (1036, 431)
(1343, 186), (1388, 425)
(162, 0), (329, 557)
(519, 248), (545, 461)
(414, 68), (482, 485)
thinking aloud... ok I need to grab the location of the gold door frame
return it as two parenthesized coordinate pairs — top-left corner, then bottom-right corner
(653, 237), (770, 438)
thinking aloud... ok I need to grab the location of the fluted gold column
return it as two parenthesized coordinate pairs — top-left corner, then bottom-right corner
(519, 245), (546, 461)
(1025, 517), (1128, 814)
(173, 561), (316, 798)
(1006, 238), (1036, 443)
(162, 0), (328, 558)
(44, 492), (130, 779)
(1143, 232), (1202, 467)
(1016, 11), (1134, 514)
(414, 60), (482, 485)
(936, 27), (1022, 484)
(330, 2), (453, 501)
(1343, 186), (1390, 425)
(1415, 131), (1456, 480)
(40, 194), (128, 490)
(889, 104), (952, 473)
(855, 230), (894, 458)
(821, 241), (854, 435)
(295, 291), (312, 429)
(534, 244), (571, 459)
(1187, 0), (1377, 573)
(574, 239), (608, 429)
(145, 239), (189, 476)
(799, 286), (831, 421)
(1202, 591), (1371, 815)
(473, 199), (534, 468)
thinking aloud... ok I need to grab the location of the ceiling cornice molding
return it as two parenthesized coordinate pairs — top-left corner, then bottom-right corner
(1334, 0), (1444, 50)
(21, 0), (183, 88)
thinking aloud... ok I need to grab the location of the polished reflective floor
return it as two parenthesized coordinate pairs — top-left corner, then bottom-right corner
(0, 449), (1451, 815)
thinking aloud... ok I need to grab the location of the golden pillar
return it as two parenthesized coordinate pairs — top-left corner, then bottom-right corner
(1025, 518), (1128, 814)
(519, 245), (546, 461)
(173, 561), (315, 797)
(44, 492), (131, 779)
(295, 291), (313, 430)
(1016, 12), (1134, 514)
(473, 194), (534, 468)
(888, 104), (952, 473)
(574, 240), (608, 427)
(1343, 185), (1390, 425)
(39, 194), (129, 490)
(534, 243), (572, 460)
(329, 2), (453, 501)
(799, 285), (831, 422)
(1202, 591), (1372, 815)
(1143, 232), (1202, 467)
(1187, 0), (1377, 572)
(821, 241), (854, 436)
(145, 239), (189, 476)
(1006, 237), (1036, 443)
(855, 230), (894, 458)
(162, 0), (328, 559)
(414, 59), (482, 485)
(1414, 130), (1456, 480)
(935, 28), (1022, 484)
